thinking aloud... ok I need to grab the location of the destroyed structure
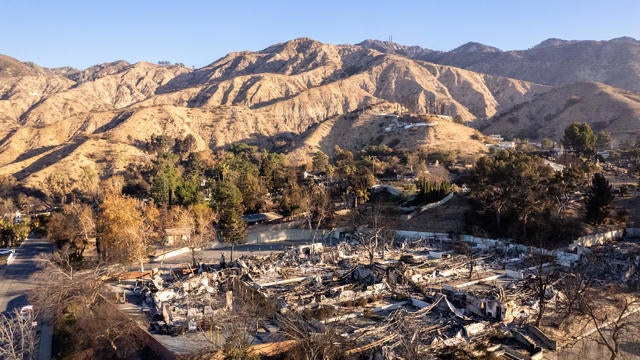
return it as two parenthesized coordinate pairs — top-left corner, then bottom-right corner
(117, 229), (640, 359)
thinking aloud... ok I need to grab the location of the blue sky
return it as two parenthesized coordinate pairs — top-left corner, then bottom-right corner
(1, 0), (638, 69)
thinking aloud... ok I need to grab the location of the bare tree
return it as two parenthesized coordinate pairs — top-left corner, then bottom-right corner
(30, 255), (141, 357)
(280, 312), (348, 360)
(354, 200), (390, 266)
(452, 241), (474, 279)
(0, 308), (38, 360)
(583, 293), (640, 360)
(200, 278), (273, 359)
(557, 272), (590, 322)
(300, 183), (331, 255)
(30, 256), (108, 322)
(525, 251), (556, 327)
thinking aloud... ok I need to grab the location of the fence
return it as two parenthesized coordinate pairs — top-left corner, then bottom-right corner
(247, 229), (328, 243)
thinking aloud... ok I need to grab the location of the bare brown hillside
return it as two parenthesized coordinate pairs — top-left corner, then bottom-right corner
(2, 37), (638, 190)
(288, 109), (488, 165)
(360, 37), (640, 94)
(484, 81), (640, 142)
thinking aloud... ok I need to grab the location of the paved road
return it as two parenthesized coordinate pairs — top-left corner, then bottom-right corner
(0, 236), (52, 314)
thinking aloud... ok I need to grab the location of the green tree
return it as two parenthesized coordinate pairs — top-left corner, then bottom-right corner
(549, 166), (588, 219)
(279, 179), (303, 216)
(175, 176), (200, 206)
(470, 150), (555, 239)
(260, 152), (288, 192)
(218, 151), (259, 185)
(426, 150), (457, 167)
(229, 143), (258, 158)
(541, 138), (554, 150)
(595, 129), (612, 151)
(174, 134), (196, 156)
(0, 219), (30, 248)
(212, 181), (247, 247)
(585, 173), (614, 225)
(151, 154), (181, 205)
(184, 152), (208, 179)
(334, 145), (354, 171)
(350, 166), (376, 207)
(147, 134), (173, 154)
(563, 122), (597, 157)
(236, 172), (267, 213)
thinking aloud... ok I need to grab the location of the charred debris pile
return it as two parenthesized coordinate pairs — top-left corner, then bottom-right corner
(115, 233), (640, 359)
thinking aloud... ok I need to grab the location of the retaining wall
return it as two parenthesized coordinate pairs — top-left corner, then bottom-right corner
(566, 227), (640, 251)
(403, 193), (455, 220)
(395, 230), (451, 241)
(569, 229), (625, 250)
(527, 325), (557, 350)
(151, 247), (191, 263)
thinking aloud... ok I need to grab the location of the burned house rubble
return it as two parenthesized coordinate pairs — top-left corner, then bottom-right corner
(115, 230), (640, 359)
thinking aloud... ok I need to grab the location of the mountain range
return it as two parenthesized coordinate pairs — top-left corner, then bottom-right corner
(1, 37), (640, 189)
(359, 36), (640, 93)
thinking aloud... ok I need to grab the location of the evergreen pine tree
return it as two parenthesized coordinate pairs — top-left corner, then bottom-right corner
(585, 173), (614, 225)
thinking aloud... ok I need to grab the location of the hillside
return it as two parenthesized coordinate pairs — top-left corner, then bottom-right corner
(4, 37), (640, 191)
(288, 110), (488, 164)
(483, 81), (640, 142)
(0, 38), (552, 189)
(359, 37), (640, 94)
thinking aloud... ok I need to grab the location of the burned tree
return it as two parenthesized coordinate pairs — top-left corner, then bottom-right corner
(300, 182), (332, 255)
(0, 309), (38, 360)
(29, 257), (141, 358)
(583, 293), (640, 360)
(452, 240), (474, 279)
(523, 251), (557, 327)
(280, 312), (349, 360)
(556, 272), (590, 322)
(353, 200), (391, 266)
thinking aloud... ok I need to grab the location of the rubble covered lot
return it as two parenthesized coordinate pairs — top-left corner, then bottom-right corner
(115, 230), (640, 359)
